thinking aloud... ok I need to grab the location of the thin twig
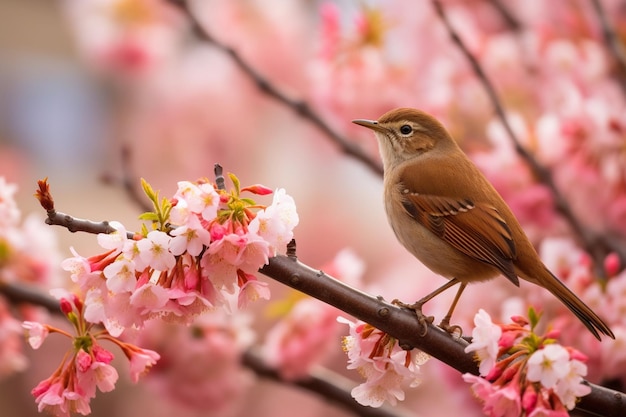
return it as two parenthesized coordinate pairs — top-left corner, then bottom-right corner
(431, 0), (626, 274)
(165, 0), (383, 177)
(590, 0), (626, 87)
(487, 0), (522, 31)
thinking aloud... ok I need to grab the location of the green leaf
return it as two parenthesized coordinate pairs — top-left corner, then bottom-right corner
(141, 178), (156, 202)
(240, 197), (257, 206)
(228, 172), (240, 195)
(528, 306), (540, 330)
(138, 212), (160, 221)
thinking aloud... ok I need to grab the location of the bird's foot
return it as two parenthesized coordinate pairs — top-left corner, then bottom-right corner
(392, 299), (434, 337)
(439, 317), (463, 339)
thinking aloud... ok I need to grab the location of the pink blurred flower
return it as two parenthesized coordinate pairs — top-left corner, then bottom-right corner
(0, 299), (28, 376)
(137, 312), (254, 413)
(263, 298), (337, 380)
(0, 176), (20, 229)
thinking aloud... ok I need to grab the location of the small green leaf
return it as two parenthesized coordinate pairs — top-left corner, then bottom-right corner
(528, 306), (540, 330)
(138, 212), (160, 221)
(140, 223), (150, 237)
(228, 172), (241, 195)
(240, 197), (257, 206)
(141, 178), (156, 201)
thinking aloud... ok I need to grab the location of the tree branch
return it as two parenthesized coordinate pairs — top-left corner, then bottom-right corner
(165, 0), (383, 177)
(590, 0), (626, 89)
(431, 0), (626, 274)
(24, 192), (626, 416)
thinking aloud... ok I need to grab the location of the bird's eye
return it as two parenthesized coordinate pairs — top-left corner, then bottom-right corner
(399, 124), (413, 135)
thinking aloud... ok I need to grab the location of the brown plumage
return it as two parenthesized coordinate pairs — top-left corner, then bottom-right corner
(353, 107), (614, 340)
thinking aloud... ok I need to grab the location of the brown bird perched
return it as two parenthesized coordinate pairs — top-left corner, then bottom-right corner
(353, 107), (614, 340)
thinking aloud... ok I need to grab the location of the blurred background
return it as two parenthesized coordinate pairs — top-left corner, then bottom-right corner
(2, 0), (626, 416)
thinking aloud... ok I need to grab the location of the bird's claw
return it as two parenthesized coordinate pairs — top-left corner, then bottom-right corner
(439, 318), (463, 339)
(392, 299), (433, 336)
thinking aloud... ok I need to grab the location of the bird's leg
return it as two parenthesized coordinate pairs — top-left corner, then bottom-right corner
(393, 278), (461, 336)
(438, 282), (467, 338)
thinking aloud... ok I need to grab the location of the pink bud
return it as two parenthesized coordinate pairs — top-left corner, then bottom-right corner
(93, 345), (115, 364)
(545, 328), (561, 339)
(604, 252), (621, 277)
(485, 365), (503, 382)
(566, 347), (588, 363)
(60, 298), (73, 315)
(76, 350), (93, 372)
(522, 384), (537, 412)
(241, 184), (273, 195)
(510, 315), (529, 326)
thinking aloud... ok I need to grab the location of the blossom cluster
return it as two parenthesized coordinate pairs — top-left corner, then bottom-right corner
(62, 175), (298, 338)
(22, 291), (159, 417)
(20, 174), (298, 416)
(339, 317), (430, 407)
(463, 309), (591, 417)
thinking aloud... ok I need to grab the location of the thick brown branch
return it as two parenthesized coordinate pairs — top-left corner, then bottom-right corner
(431, 0), (626, 273)
(165, 0), (383, 177)
(27, 199), (626, 416)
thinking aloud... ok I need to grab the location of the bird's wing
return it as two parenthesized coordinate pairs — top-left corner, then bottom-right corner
(402, 193), (519, 286)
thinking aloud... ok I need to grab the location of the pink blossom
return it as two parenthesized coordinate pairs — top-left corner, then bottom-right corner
(174, 181), (220, 221)
(338, 316), (428, 407)
(22, 321), (50, 349)
(103, 257), (137, 293)
(248, 188), (299, 252)
(129, 280), (170, 314)
(526, 344), (570, 388)
(463, 373), (496, 399)
(237, 275), (270, 309)
(169, 214), (211, 256)
(554, 359), (591, 409)
(484, 379), (522, 417)
(126, 346), (160, 383)
(465, 309), (502, 376)
(135, 231), (175, 271)
(96, 221), (130, 252)
(33, 381), (66, 415)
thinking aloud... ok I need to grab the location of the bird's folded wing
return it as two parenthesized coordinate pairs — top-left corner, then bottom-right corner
(402, 194), (519, 286)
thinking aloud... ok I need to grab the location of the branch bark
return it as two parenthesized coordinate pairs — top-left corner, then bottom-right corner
(25, 204), (626, 417)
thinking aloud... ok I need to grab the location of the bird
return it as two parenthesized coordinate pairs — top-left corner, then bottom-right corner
(353, 107), (614, 340)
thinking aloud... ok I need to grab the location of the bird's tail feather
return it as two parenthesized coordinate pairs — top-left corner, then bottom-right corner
(542, 267), (614, 341)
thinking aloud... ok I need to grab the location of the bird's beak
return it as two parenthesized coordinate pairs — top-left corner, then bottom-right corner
(352, 119), (385, 132)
